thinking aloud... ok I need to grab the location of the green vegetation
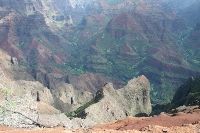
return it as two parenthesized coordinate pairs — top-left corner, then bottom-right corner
(65, 25), (189, 104)
(132, 0), (140, 5)
(0, 105), (5, 111)
(66, 89), (104, 119)
(19, 61), (29, 67)
(106, 0), (124, 6)
(19, 42), (25, 48)
(2, 87), (9, 96)
(171, 77), (200, 108)
(57, 63), (85, 75)
(12, 0), (200, 107)
(151, 76), (200, 115)
(0, 87), (16, 111)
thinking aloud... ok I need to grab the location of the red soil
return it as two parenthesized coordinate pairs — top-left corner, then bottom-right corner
(93, 111), (200, 131)
(1, 110), (200, 133)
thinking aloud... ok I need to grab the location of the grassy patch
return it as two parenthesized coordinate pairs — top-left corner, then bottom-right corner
(66, 89), (104, 119)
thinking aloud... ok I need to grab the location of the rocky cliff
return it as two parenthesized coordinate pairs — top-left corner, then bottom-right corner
(0, 48), (97, 129)
(68, 75), (151, 123)
(0, 48), (93, 114)
(27, 69), (125, 113)
(171, 76), (200, 108)
(0, 0), (200, 106)
(0, 48), (129, 128)
(0, 48), (58, 127)
(151, 75), (200, 115)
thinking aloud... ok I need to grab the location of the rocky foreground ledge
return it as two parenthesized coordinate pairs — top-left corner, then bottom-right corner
(0, 107), (200, 133)
(0, 75), (151, 129)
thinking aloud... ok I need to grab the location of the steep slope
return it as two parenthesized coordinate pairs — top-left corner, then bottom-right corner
(171, 76), (200, 108)
(157, 0), (196, 11)
(0, 48), (59, 127)
(0, 5), (127, 113)
(0, 0), (87, 69)
(151, 76), (200, 115)
(0, 0), (200, 105)
(68, 0), (200, 103)
(178, 0), (200, 27)
(182, 21), (200, 72)
(67, 75), (151, 123)
(0, 49), (152, 128)
(0, 48), (97, 129)
(0, 44), (125, 115)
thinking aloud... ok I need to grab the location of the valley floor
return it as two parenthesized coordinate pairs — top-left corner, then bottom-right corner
(1, 108), (200, 133)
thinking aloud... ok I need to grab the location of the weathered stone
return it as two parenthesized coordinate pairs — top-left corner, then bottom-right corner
(84, 75), (152, 123)
(0, 94), (38, 128)
(0, 46), (152, 129)
(11, 57), (18, 66)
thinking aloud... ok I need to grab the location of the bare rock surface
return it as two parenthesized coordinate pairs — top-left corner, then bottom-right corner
(0, 110), (200, 133)
(51, 82), (93, 113)
(0, 49), (94, 129)
(0, 94), (39, 128)
(83, 75), (151, 123)
(37, 102), (60, 115)
(0, 89), (94, 129)
(171, 105), (199, 113)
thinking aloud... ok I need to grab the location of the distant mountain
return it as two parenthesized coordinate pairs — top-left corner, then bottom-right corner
(66, 0), (200, 103)
(182, 21), (200, 72)
(159, 0), (196, 11)
(178, 0), (200, 26)
(0, 0), (200, 104)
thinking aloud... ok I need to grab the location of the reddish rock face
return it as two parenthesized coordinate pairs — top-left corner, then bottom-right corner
(68, 73), (125, 93)
(0, 0), (199, 105)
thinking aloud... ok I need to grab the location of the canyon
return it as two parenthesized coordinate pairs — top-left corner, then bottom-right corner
(0, 0), (200, 104)
(0, 0), (200, 132)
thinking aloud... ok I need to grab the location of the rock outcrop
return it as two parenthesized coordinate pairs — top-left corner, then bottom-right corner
(0, 92), (95, 129)
(0, 49), (56, 127)
(51, 82), (93, 113)
(0, 49), (96, 129)
(70, 75), (152, 123)
(28, 69), (125, 113)
(169, 76), (200, 109)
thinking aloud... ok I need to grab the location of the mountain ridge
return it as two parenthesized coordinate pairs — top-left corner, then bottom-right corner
(0, 0), (200, 104)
